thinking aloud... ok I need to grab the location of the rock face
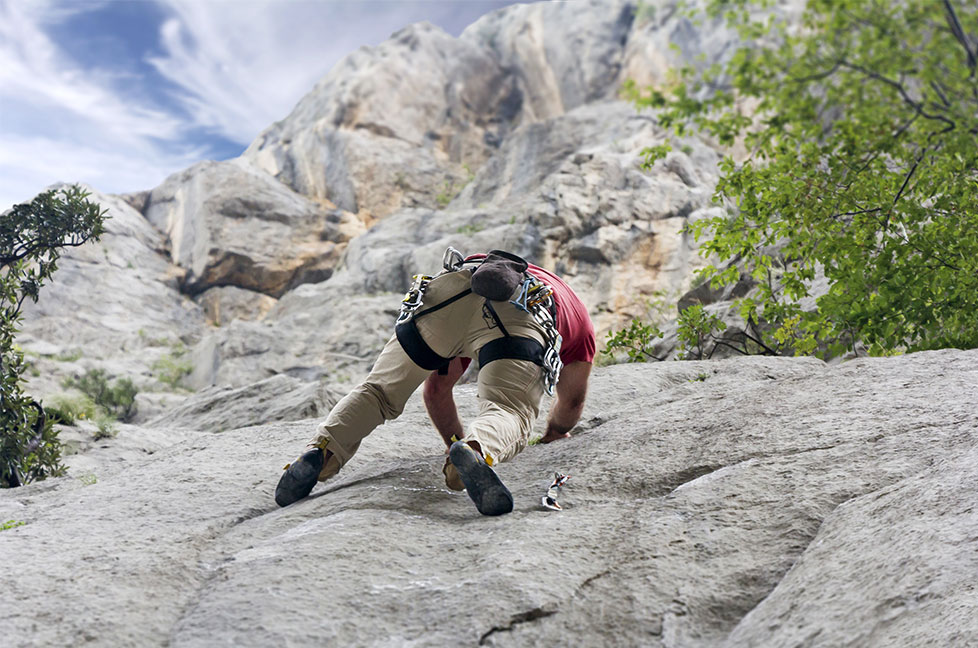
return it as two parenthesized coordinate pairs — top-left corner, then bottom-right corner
(2, 350), (976, 646)
(10, 3), (972, 645)
(151, 374), (342, 434)
(144, 159), (362, 298)
(17, 186), (206, 422)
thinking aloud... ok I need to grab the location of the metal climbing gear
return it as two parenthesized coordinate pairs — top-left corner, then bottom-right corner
(395, 247), (468, 326)
(443, 246), (465, 272)
(511, 275), (563, 395)
(541, 472), (569, 511)
(396, 273), (434, 325)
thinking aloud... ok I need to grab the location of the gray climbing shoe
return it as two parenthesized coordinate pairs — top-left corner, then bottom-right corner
(449, 441), (513, 516)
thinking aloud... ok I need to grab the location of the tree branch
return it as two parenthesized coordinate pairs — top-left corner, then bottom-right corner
(788, 60), (843, 84)
(928, 80), (952, 108)
(839, 60), (957, 130)
(943, 0), (977, 77)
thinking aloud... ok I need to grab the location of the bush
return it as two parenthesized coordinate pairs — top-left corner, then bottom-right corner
(153, 344), (192, 390)
(92, 414), (118, 441)
(0, 185), (106, 488)
(603, 319), (664, 363)
(46, 393), (97, 425)
(1, 360), (64, 488)
(63, 369), (137, 422)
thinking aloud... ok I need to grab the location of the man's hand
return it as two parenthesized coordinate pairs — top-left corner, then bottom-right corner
(539, 430), (571, 444)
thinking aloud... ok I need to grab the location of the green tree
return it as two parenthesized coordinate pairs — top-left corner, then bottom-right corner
(628, 0), (978, 357)
(1, 186), (107, 487)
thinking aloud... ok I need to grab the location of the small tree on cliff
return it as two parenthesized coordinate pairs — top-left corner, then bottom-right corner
(626, 0), (978, 358)
(1, 186), (107, 487)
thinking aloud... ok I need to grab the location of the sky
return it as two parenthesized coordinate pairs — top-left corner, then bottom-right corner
(0, 0), (523, 208)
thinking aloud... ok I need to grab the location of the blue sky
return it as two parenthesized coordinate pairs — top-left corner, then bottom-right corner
(0, 0), (523, 208)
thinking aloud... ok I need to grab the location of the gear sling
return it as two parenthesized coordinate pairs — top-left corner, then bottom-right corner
(394, 248), (563, 394)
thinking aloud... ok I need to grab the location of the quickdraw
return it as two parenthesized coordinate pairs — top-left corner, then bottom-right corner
(541, 472), (569, 511)
(396, 273), (434, 325)
(511, 275), (563, 396)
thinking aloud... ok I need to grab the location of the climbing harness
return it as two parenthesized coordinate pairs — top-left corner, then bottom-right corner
(541, 472), (569, 511)
(394, 247), (563, 394)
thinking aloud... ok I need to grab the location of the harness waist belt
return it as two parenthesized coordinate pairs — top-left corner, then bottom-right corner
(479, 336), (545, 369)
(395, 319), (452, 371)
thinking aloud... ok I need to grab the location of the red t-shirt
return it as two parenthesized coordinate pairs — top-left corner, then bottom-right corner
(465, 254), (596, 364)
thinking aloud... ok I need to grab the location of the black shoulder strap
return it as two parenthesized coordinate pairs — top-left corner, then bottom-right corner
(414, 288), (472, 320)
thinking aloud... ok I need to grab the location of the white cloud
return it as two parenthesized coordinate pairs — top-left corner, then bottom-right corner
(0, 133), (205, 207)
(147, 0), (516, 144)
(0, 0), (517, 207)
(0, 0), (192, 206)
(0, 1), (183, 144)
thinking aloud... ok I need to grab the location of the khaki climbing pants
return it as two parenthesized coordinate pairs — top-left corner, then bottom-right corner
(309, 269), (545, 479)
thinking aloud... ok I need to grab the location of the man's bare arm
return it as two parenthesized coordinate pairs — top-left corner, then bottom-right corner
(541, 360), (591, 443)
(422, 356), (466, 447)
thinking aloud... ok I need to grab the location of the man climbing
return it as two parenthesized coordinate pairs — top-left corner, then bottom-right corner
(423, 252), (595, 491)
(275, 249), (594, 516)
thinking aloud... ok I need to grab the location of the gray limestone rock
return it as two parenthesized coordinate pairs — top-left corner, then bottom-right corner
(195, 286), (278, 327)
(1, 350), (975, 647)
(152, 374), (342, 434)
(462, 0), (636, 119)
(244, 21), (514, 216)
(13, 4), (965, 644)
(144, 159), (354, 298)
(17, 187), (206, 408)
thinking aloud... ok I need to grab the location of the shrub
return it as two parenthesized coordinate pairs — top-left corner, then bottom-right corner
(63, 369), (137, 422)
(603, 319), (664, 363)
(153, 343), (192, 390)
(92, 414), (118, 441)
(1, 185), (106, 487)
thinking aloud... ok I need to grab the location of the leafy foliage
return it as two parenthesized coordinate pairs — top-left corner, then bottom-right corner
(92, 414), (118, 441)
(676, 305), (728, 360)
(628, 0), (978, 357)
(63, 369), (138, 422)
(153, 342), (192, 390)
(1, 186), (107, 487)
(604, 318), (664, 362)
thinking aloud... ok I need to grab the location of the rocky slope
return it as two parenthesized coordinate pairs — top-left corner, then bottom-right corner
(5, 1), (976, 646)
(2, 350), (976, 646)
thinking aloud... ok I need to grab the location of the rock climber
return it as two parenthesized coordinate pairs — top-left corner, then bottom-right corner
(275, 248), (595, 516)
(423, 251), (595, 492)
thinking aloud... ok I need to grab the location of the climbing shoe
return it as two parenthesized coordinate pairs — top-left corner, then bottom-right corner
(275, 447), (324, 507)
(449, 441), (513, 516)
